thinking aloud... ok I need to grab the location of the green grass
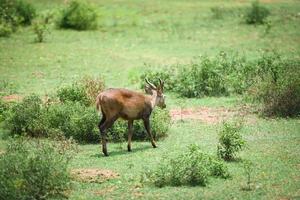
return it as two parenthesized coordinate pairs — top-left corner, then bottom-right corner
(1, 0), (300, 199)
(67, 119), (300, 199)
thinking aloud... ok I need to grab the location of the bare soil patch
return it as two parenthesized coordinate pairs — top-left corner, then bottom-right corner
(170, 106), (256, 124)
(71, 169), (119, 183)
(93, 186), (116, 196)
(1, 94), (22, 102)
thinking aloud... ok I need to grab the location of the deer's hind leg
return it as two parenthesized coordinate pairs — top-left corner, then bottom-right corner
(127, 120), (133, 152)
(99, 112), (119, 157)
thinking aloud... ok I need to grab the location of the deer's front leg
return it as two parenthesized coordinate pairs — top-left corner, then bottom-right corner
(127, 120), (133, 152)
(143, 118), (157, 148)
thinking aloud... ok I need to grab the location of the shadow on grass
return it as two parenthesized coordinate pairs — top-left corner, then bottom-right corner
(90, 145), (153, 158)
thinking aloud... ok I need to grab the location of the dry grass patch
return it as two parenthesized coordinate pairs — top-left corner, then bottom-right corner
(71, 169), (119, 183)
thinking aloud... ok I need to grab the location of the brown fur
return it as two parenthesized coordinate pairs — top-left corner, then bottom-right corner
(96, 80), (165, 156)
(96, 88), (152, 120)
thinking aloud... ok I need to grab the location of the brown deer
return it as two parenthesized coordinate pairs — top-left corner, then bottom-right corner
(96, 79), (166, 156)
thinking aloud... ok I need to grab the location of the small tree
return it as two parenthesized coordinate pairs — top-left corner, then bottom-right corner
(217, 121), (245, 161)
(245, 1), (270, 25)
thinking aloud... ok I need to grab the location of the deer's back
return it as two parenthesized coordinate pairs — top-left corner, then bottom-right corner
(98, 88), (152, 120)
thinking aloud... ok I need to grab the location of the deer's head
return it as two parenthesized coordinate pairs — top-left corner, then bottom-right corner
(145, 78), (166, 109)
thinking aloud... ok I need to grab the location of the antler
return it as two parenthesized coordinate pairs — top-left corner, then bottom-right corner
(159, 78), (164, 91)
(145, 78), (157, 90)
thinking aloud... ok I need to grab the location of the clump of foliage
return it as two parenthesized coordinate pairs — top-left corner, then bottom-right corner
(248, 52), (300, 117)
(0, 138), (77, 200)
(217, 121), (245, 161)
(4, 94), (43, 136)
(32, 12), (54, 43)
(147, 144), (230, 187)
(57, 83), (90, 106)
(108, 107), (171, 141)
(0, 98), (9, 122)
(58, 0), (98, 30)
(80, 76), (105, 105)
(140, 53), (256, 98)
(45, 102), (99, 143)
(245, 1), (270, 24)
(0, 0), (36, 37)
(211, 6), (225, 19)
(139, 65), (177, 92)
(3, 94), (99, 142)
(0, 21), (13, 37)
(57, 76), (105, 106)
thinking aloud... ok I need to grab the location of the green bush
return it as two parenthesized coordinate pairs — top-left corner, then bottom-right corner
(15, 0), (36, 25)
(4, 94), (43, 136)
(58, 0), (98, 30)
(211, 6), (225, 19)
(139, 66), (176, 92)
(245, 1), (270, 24)
(175, 56), (228, 98)
(32, 13), (54, 43)
(140, 53), (255, 98)
(217, 121), (245, 161)
(0, 98), (9, 122)
(147, 144), (229, 187)
(57, 77), (105, 106)
(57, 83), (90, 106)
(81, 75), (105, 105)
(249, 56), (300, 117)
(48, 102), (99, 142)
(0, 0), (36, 29)
(108, 107), (171, 141)
(0, 21), (13, 37)
(0, 138), (76, 200)
(3, 94), (99, 142)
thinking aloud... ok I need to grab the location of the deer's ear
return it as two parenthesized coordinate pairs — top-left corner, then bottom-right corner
(145, 85), (153, 95)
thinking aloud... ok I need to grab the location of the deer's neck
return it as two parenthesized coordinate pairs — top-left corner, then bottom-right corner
(149, 91), (158, 109)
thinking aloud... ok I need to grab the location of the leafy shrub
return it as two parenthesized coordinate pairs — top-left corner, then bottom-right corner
(249, 56), (300, 117)
(140, 53), (256, 98)
(57, 83), (90, 106)
(81, 76), (105, 105)
(175, 56), (228, 97)
(147, 144), (229, 187)
(58, 0), (98, 30)
(0, 21), (13, 37)
(32, 13), (53, 42)
(4, 94), (43, 136)
(0, 0), (36, 30)
(57, 76), (105, 106)
(15, 0), (36, 25)
(211, 6), (225, 19)
(245, 1), (270, 24)
(139, 65), (176, 92)
(47, 102), (99, 142)
(3, 94), (99, 142)
(217, 121), (245, 161)
(0, 98), (9, 121)
(108, 107), (171, 141)
(0, 138), (76, 200)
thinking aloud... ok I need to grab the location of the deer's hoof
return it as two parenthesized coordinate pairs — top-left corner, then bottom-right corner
(127, 146), (132, 152)
(152, 144), (157, 148)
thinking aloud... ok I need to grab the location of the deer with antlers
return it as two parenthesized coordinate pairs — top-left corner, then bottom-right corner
(96, 79), (166, 156)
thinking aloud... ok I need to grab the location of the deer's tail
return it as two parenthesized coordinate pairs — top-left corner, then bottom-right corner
(95, 94), (102, 111)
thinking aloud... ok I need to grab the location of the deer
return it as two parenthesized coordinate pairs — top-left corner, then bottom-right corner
(95, 78), (166, 156)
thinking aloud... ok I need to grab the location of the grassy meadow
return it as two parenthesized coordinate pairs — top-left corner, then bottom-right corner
(0, 0), (300, 199)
